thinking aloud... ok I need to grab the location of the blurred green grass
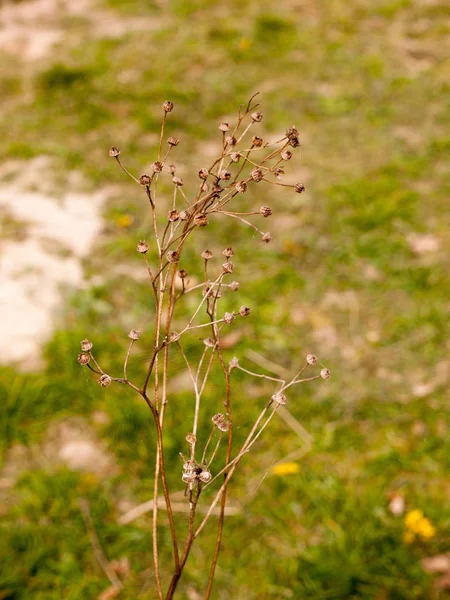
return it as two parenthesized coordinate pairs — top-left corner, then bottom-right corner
(0, 0), (449, 598)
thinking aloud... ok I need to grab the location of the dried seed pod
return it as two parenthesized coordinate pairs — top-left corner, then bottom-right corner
(229, 356), (239, 369)
(77, 352), (90, 365)
(222, 247), (234, 257)
(194, 213), (208, 227)
(178, 269), (187, 279)
(295, 183), (306, 193)
(260, 206), (272, 217)
(168, 209), (180, 222)
(186, 433), (196, 445)
(289, 136), (300, 148)
(162, 100), (174, 112)
(272, 392), (287, 405)
(306, 354), (317, 365)
(167, 136), (179, 146)
(281, 149), (292, 161)
(167, 250), (180, 263)
(261, 232), (273, 243)
(230, 152), (240, 163)
(136, 240), (149, 253)
(229, 281), (239, 291)
(320, 368), (331, 380)
(236, 181), (247, 193)
(179, 210), (189, 220)
(203, 337), (216, 348)
(169, 164), (176, 174)
(251, 168), (263, 182)
(128, 330), (141, 340)
(225, 135), (237, 146)
(198, 168), (209, 180)
(219, 169), (231, 181)
(252, 135), (263, 147)
(109, 146), (120, 157)
(274, 167), (285, 180)
(251, 111), (263, 122)
(172, 176), (183, 186)
(239, 306), (251, 317)
(286, 126), (299, 138)
(80, 339), (93, 352)
(201, 249), (213, 260)
(219, 122), (230, 132)
(212, 413), (229, 431)
(198, 470), (212, 483)
(223, 312), (235, 324)
(222, 262), (234, 274)
(139, 174), (151, 186)
(98, 374), (112, 388)
(151, 161), (163, 173)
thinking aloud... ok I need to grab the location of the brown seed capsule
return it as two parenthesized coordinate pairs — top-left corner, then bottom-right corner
(109, 146), (120, 157)
(162, 100), (174, 112)
(260, 206), (272, 217)
(236, 181), (247, 193)
(151, 161), (163, 173)
(167, 250), (180, 263)
(295, 183), (305, 193)
(212, 413), (229, 431)
(186, 433), (196, 445)
(320, 368), (331, 380)
(179, 210), (189, 220)
(251, 168), (263, 182)
(203, 337), (216, 348)
(198, 470), (212, 483)
(223, 312), (235, 324)
(172, 176), (183, 186)
(229, 281), (239, 291)
(286, 126), (299, 138)
(229, 356), (239, 369)
(98, 374), (112, 388)
(225, 135), (237, 146)
(274, 167), (285, 180)
(168, 209), (180, 222)
(289, 136), (300, 148)
(239, 306), (251, 317)
(81, 339), (93, 352)
(198, 168), (209, 180)
(136, 240), (149, 253)
(201, 250), (213, 260)
(219, 169), (231, 181)
(252, 135), (263, 147)
(230, 152), (240, 163)
(272, 392), (287, 405)
(219, 122), (230, 132)
(306, 354), (317, 365)
(167, 136), (179, 146)
(222, 247), (234, 257)
(77, 352), (90, 365)
(222, 262), (234, 274)
(281, 149), (293, 161)
(139, 174), (151, 186)
(251, 111), (263, 122)
(128, 329), (141, 340)
(178, 269), (187, 279)
(169, 164), (176, 174)
(261, 232), (273, 243)
(194, 213), (208, 227)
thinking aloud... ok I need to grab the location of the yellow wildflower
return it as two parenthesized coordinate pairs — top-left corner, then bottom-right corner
(404, 509), (436, 541)
(271, 462), (300, 476)
(116, 214), (133, 228)
(405, 509), (424, 529)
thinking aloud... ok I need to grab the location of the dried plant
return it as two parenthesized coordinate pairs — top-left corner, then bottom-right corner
(78, 94), (330, 599)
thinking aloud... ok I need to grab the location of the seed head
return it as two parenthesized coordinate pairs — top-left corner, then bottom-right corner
(81, 339), (93, 352)
(260, 206), (272, 217)
(230, 152), (240, 163)
(77, 352), (90, 365)
(281, 149), (293, 161)
(186, 433), (196, 445)
(289, 136), (300, 148)
(162, 100), (174, 112)
(167, 136), (179, 146)
(128, 329), (141, 340)
(286, 126), (299, 138)
(201, 249), (213, 260)
(167, 250), (180, 263)
(179, 210), (189, 220)
(236, 181), (247, 193)
(194, 213), (208, 227)
(272, 392), (287, 405)
(98, 374), (112, 388)
(229, 281), (239, 291)
(151, 161), (163, 173)
(252, 135), (263, 147)
(295, 183), (306, 193)
(222, 261), (234, 274)
(222, 247), (234, 258)
(229, 356), (239, 369)
(198, 470), (212, 483)
(320, 368), (331, 380)
(109, 146), (120, 157)
(225, 135), (237, 146)
(219, 169), (231, 181)
(139, 174), (151, 186)
(224, 312), (235, 324)
(251, 168), (263, 182)
(198, 168), (209, 180)
(251, 111), (263, 122)
(178, 269), (187, 279)
(212, 413), (229, 432)
(261, 232), (273, 243)
(274, 167), (285, 180)
(239, 306), (251, 317)
(169, 164), (176, 174)
(219, 122), (230, 132)
(172, 176), (183, 186)
(136, 240), (149, 253)
(168, 209), (179, 222)
(203, 337), (216, 348)
(306, 354), (317, 365)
